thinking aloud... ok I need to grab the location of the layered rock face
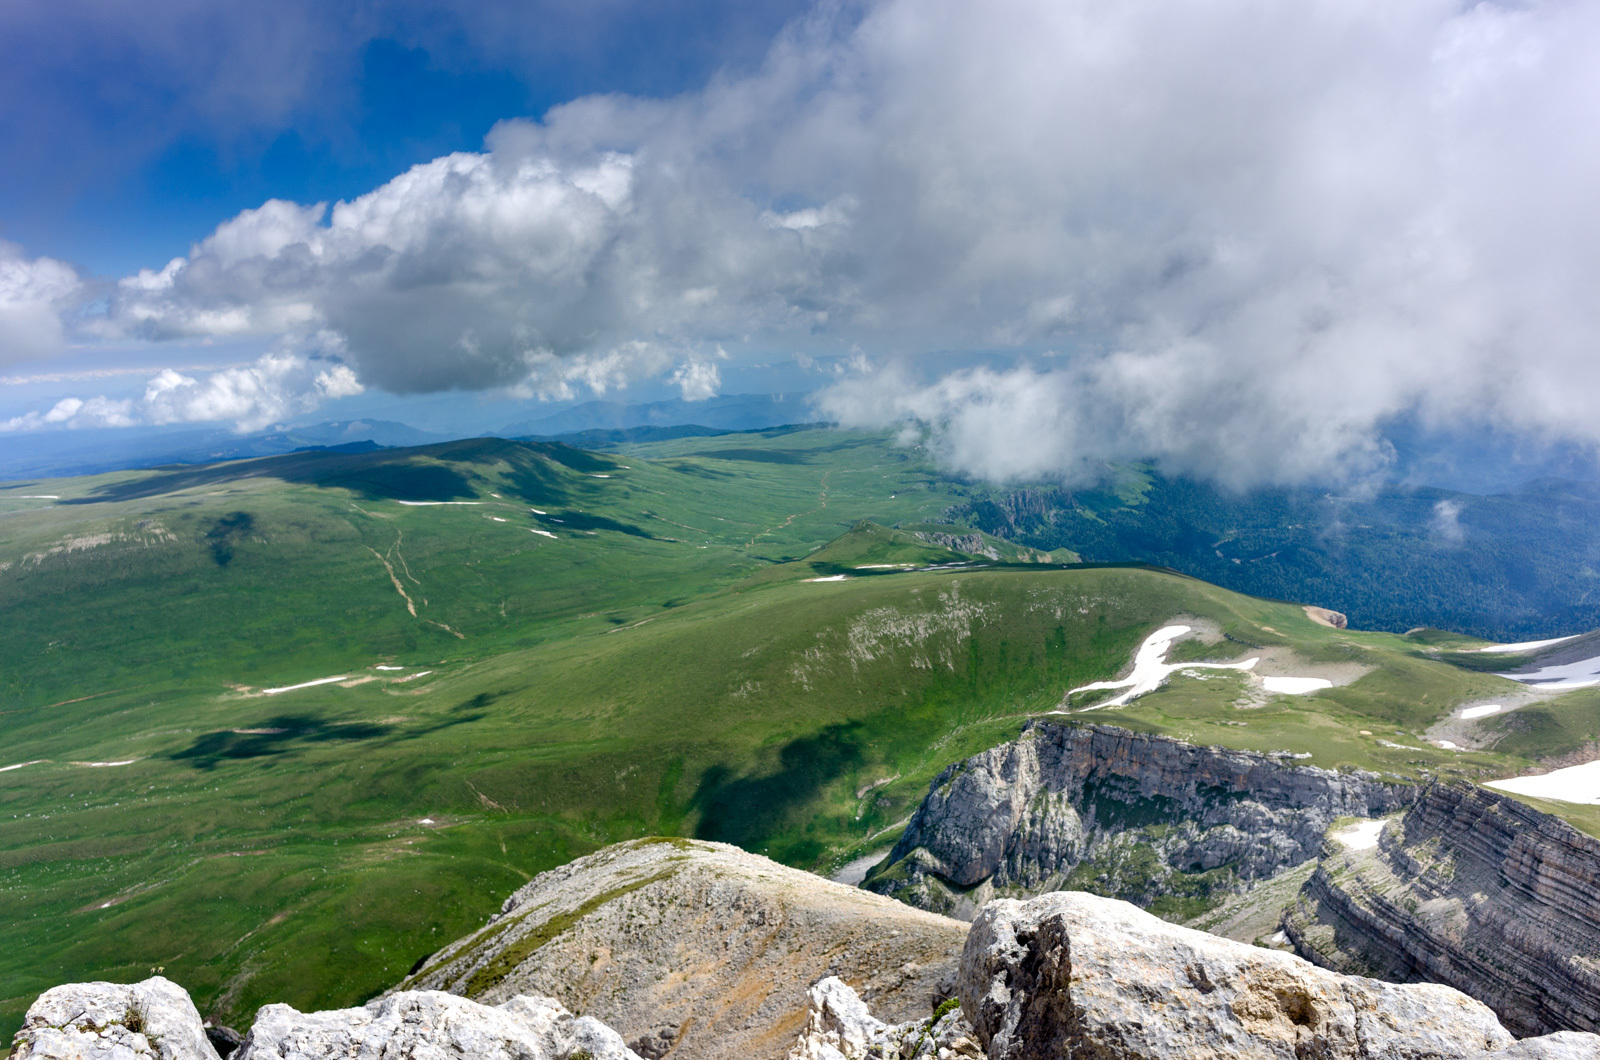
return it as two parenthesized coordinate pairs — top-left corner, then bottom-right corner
(1286, 781), (1600, 1037)
(868, 722), (1412, 919)
(960, 890), (1521, 1060)
(400, 837), (971, 1060)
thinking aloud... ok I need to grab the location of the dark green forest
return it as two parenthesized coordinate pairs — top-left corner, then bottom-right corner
(946, 471), (1600, 639)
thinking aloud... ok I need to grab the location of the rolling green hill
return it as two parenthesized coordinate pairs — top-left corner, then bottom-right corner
(1, 427), (1595, 1041)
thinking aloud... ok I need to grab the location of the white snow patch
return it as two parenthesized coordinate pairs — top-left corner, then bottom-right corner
(529, 529), (557, 538)
(1495, 653), (1600, 690)
(1471, 635), (1579, 653)
(805, 574), (851, 582)
(1486, 759), (1600, 804)
(856, 564), (914, 569)
(1460, 704), (1503, 720)
(1268, 930), (1290, 946)
(78, 759), (139, 768)
(1261, 675), (1333, 695)
(590, 474), (611, 478)
(1064, 625), (1259, 710)
(375, 665), (406, 671)
(262, 675), (349, 695)
(1333, 819), (1385, 850)
(491, 517), (506, 522)
(395, 501), (482, 506)
(16, 494), (60, 499)
(418, 817), (436, 824)
(0, 760), (46, 773)
(529, 508), (546, 514)
(393, 670), (433, 682)
(1436, 740), (1461, 750)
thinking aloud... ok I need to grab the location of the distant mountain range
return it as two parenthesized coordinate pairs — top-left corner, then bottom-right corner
(0, 394), (818, 481)
(0, 420), (449, 481)
(502, 393), (815, 436)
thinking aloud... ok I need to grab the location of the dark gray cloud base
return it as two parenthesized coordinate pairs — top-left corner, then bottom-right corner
(11, 0), (1600, 484)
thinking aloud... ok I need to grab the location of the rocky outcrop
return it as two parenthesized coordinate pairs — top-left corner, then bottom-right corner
(400, 837), (971, 1060)
(959, 890), (1522, 1060)
(787, 977), (981, 1060)
(11, 977), (642, 1060)
(868, 722), (1412, 919)
(1286, 781), (1600, 1037)
(11, 976), (221, 1060)
(236, 990), (639, 1060)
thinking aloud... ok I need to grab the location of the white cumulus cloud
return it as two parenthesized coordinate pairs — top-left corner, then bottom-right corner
(37, 0), (1600, 484)
(1, 344), (362, 434)
(0, 242), (82, 365)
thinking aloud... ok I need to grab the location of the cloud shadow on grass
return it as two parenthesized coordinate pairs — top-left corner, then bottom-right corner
(690, 721), (866, 850)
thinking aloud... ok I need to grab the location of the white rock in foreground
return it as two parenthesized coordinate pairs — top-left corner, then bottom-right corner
(788, 977), (980, 1060)
(12, 976), (221, 1060)
(959, 891), (1515, 1060)
(235, 990), (642, 1060)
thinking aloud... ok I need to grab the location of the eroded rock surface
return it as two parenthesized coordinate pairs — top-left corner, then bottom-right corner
(787, 977), (981, 1060)
(235, 990), (638, 1060)
(11, 976), (221, 1060)
(868, 722), (1411, 919)
(960, 891), (1516, 1060)
(400, 837), (971, 1060)
(1287, 780), (1600, 1036)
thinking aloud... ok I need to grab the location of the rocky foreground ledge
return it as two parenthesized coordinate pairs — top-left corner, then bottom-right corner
(12, 840), (1600, 1060)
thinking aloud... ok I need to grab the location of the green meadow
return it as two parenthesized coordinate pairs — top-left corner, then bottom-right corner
(0, 428), (1590, 1038)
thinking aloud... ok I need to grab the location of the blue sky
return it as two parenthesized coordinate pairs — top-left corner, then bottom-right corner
(2, 1), (1598, 489)
(0, 0), (810, 276)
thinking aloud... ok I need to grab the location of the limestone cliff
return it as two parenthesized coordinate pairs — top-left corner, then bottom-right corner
(1286, 781), (1600, 1037)
(867, 721), (1412, 919)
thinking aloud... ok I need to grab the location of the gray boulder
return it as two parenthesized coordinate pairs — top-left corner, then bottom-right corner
(11, 976), (221, 1060)
(234, 989), (640, 1060)
(959, 891), (1515, 1060)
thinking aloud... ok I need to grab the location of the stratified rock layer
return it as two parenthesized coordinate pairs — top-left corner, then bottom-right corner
(399, 838), (971, 1060)
(11, 976), (221, 1060)
(960, 891), (1516, 1060)
(868, 722), (1411, 918)
(1286, 780), (1600, 1037)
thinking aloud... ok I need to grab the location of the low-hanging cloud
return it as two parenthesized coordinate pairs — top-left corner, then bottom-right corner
(65, 0), (1600, 483)
(0, 346), (363, 434)
(0, 242), (81, 365)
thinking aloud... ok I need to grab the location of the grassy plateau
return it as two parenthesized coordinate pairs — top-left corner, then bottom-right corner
(0, 427), (1592, 1038)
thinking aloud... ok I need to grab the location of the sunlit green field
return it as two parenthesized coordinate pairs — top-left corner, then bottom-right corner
(0, 427), (1589, 1039)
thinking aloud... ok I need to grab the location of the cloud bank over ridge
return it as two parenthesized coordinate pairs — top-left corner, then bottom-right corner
(15, 0), (1600, 483)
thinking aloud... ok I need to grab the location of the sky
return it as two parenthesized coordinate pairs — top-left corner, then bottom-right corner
(2, 0), (1599, 488)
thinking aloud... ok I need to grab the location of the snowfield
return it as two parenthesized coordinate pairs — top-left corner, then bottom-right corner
(1495, 653), (1600, 690)
(1486, 760), (1600, 805)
